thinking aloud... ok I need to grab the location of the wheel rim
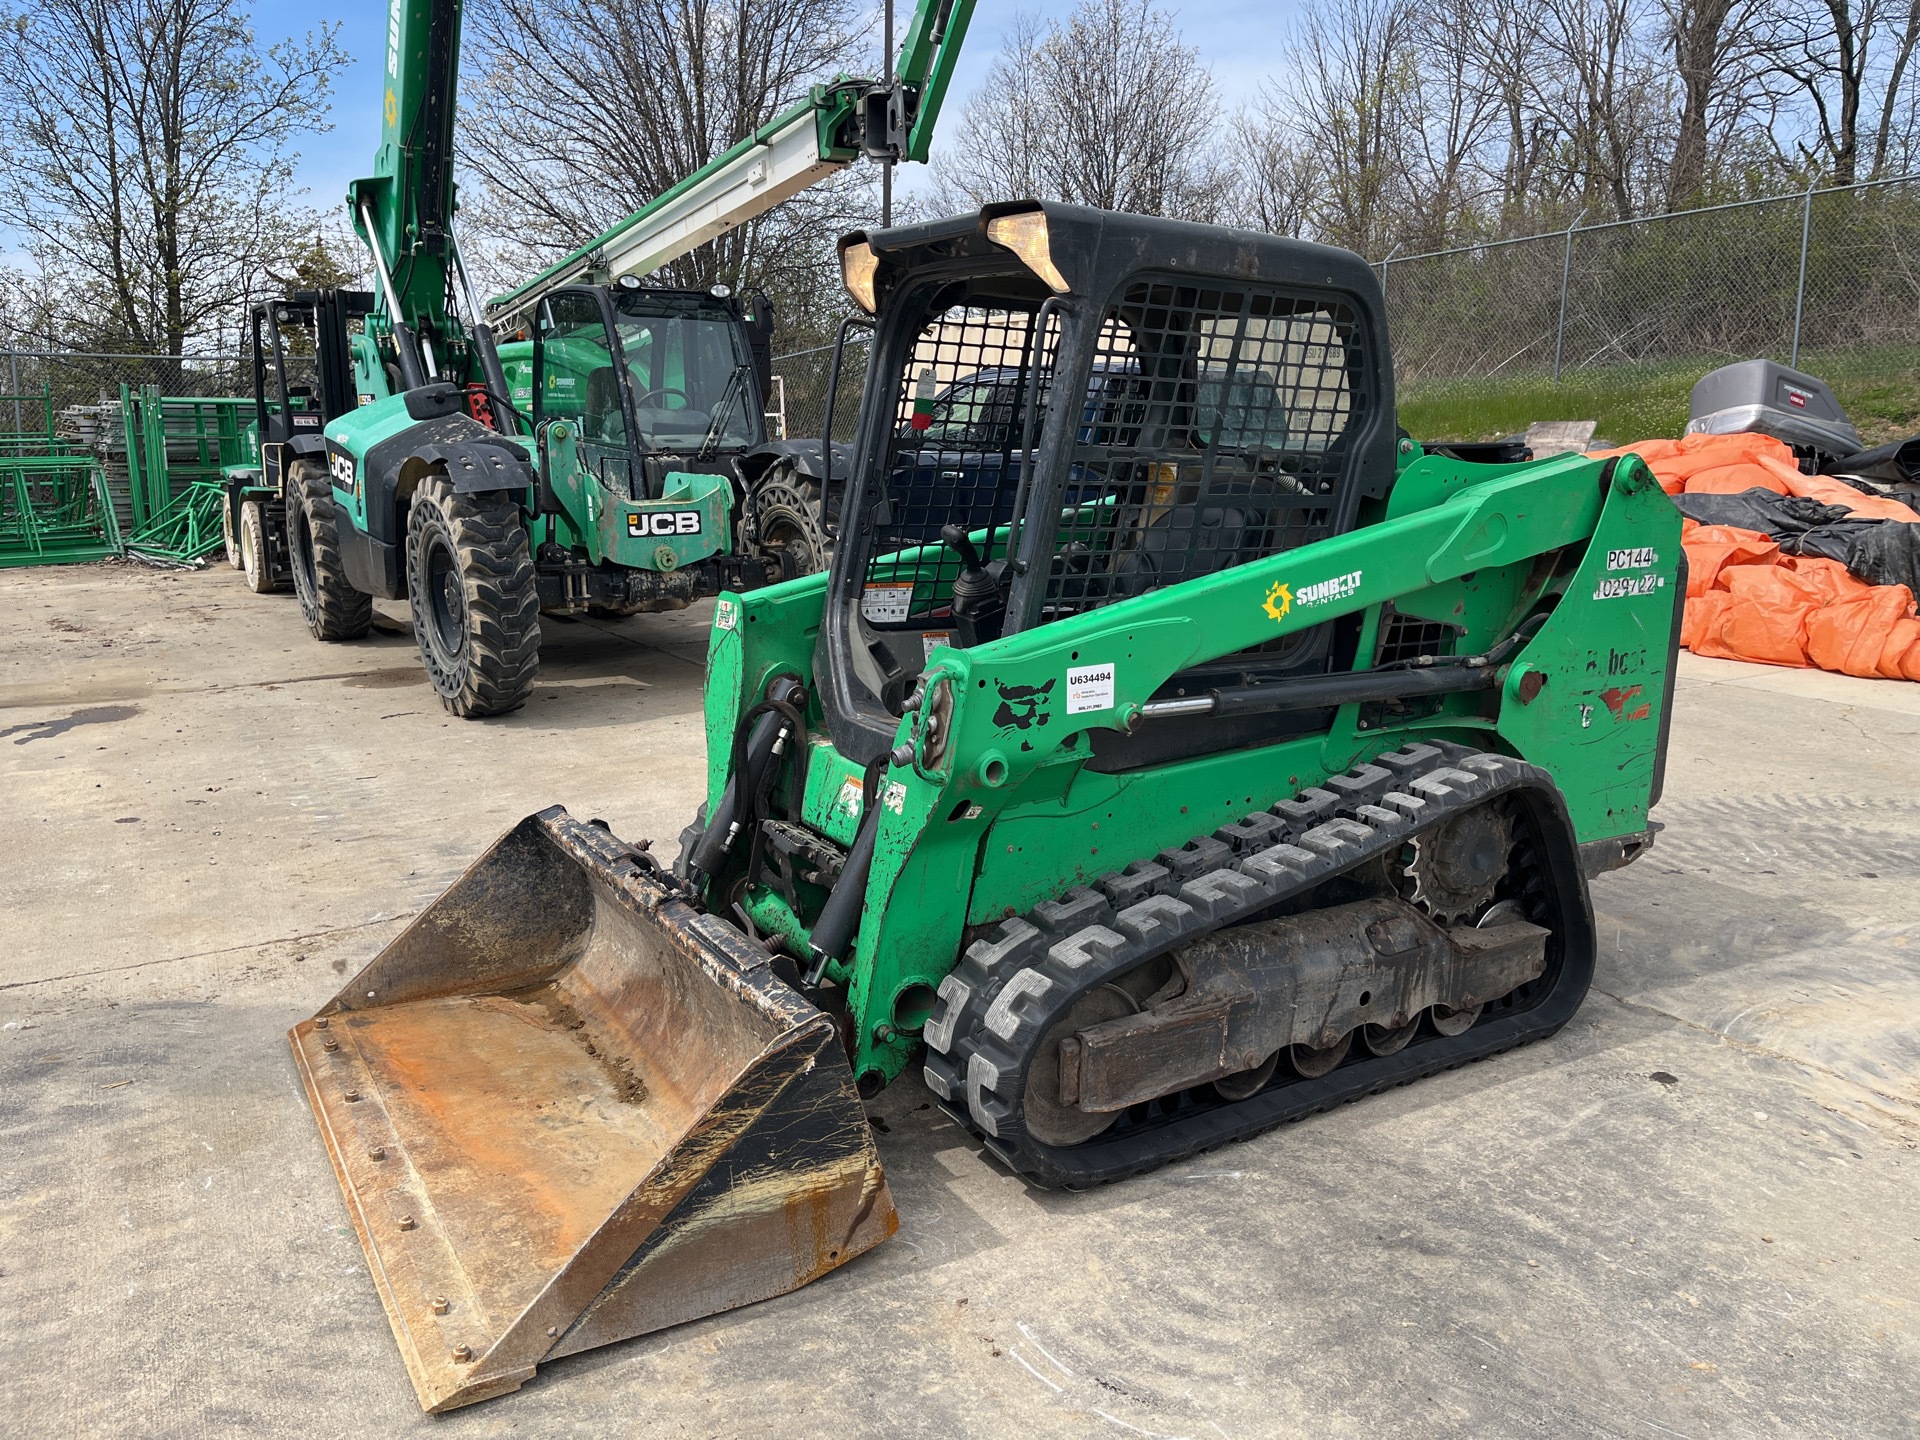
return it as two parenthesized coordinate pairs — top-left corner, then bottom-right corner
(241, 518), (256, 574)
(1213, 1049), (1280, 1101)
(1429, 1004), (1482, 1037)
(424, 532), (467, 662)
(1362, 1018), (1420, 1056)
(291, 503), (317, 597)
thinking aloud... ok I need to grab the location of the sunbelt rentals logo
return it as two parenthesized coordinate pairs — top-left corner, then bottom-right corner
(1266, 570), (1362, 622)
(1297, 570), (1364, 607)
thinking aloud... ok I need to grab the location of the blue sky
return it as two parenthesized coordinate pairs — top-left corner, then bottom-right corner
(284, 0), (1288, 214)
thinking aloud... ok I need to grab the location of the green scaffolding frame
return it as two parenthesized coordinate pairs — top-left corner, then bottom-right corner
(0, 383), (253, 568)
(0, 385), (124, 568)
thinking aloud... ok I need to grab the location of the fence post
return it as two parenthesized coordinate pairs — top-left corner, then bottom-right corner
(1790, 176), (1818, 368)
(1553, 209), (1587, 383)
(8, 351), (18, 435)
(1374, 244), (1402, 330)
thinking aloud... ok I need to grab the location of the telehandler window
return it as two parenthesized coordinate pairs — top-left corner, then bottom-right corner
(612, 295), (760, 452)
(537, 291), (634, 490)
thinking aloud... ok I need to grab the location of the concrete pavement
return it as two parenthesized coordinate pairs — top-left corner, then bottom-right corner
(2, 564), (1915, 1439)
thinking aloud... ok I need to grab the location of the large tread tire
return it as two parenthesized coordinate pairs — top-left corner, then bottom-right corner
(287, 460), (373, 641)
(405, 475), (540, 718)
(746, 460), (835, 580)
(239, 502), (275, 594)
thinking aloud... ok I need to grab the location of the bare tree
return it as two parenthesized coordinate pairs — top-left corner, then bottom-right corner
(1532, 0), (1674, 220)
(1399, 0), (1508, 243)
(0, 0), (346, 355)
(458, 0), (872, 342)
(1231, 101), (1322, 238)
(1247, 0), (1419, 254)
(1770, 0), (1920, 183)
(1661, 0), (1785, 202)
(928, 0), (1234, 221)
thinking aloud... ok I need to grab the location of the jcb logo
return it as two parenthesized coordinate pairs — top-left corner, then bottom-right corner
(627, 511), (702, 538)
(328, 451), (356, 492)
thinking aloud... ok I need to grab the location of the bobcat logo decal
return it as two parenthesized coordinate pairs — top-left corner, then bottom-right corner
(993, 678), (1055, 731)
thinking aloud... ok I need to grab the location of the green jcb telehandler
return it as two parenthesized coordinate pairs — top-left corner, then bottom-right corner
(291, 202), (1683, 1412)
(290, 0), (978, 717)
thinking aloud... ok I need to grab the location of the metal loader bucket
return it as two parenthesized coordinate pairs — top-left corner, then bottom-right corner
(288, 807), (897, 1413)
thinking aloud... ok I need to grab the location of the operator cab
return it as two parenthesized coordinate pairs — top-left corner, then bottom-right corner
(814, 202), (1398, 766)
(525, 283), (771, 501)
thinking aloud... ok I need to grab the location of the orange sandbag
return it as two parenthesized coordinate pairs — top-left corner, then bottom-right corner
(1679, 456), (1797, 497)
(1681, 524), (1778, 596)
(1606, 429), (1920, 683)
(1781, 554), (1873, 604)
(1595, 432), (1799, 495)
(1692, 564), (1823, 666)
(1877, 616), (1920, 681)
(1805, 584), (1919, 678)
(1682, 591), (1731, 650)
(1777, 469), (1920, 522)
(1601, 432), (1920, 519)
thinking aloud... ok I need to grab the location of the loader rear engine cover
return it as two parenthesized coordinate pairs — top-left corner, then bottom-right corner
(295, 202), (1681, 1410)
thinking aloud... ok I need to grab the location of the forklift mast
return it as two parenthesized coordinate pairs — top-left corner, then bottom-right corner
(250, 290), (379, 448)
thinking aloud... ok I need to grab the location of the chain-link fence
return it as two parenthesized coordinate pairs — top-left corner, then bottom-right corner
(767, 329), (872, 442)
(1377, 174), (1920, 387)
(769, 180), (1920, 444)
(0, 350), (253, 432)
(25, 175), (1912, 455)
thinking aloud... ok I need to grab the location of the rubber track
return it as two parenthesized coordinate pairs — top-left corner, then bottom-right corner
(407, 475), (540, 717)
(922, 742), (1597, 1188)
(289, 460), (372, 641)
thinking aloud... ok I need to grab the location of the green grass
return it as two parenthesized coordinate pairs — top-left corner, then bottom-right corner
(1399, 344), (1920, 448)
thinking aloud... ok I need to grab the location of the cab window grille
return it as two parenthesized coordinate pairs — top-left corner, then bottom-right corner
(861, 302), (1059, 627)
(1038, 279), (1366, 622)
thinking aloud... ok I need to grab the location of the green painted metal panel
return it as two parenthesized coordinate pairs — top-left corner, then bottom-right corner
(697, 448), (1683, 1086)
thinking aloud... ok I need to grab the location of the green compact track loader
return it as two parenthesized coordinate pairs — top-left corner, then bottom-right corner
(293, 202), (1683, 1411)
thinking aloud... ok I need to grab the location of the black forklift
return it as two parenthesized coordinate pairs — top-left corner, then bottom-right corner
(222, 289), (378, 592)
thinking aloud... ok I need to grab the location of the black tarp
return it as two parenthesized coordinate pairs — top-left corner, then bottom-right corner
(1674, 486), (1920, 595)
(1824, 433), (1920, 513)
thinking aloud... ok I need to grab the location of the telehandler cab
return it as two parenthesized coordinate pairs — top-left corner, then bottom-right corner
(293, 202), (1682, 1412)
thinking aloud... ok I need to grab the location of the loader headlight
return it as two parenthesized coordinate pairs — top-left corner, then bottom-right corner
(985, 210), (1070, 293)
(839, 239), (880, 314)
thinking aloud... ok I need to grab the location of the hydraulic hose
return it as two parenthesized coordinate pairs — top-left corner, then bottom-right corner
(686, 676), (806, 880)
(806, 755), (889, 975)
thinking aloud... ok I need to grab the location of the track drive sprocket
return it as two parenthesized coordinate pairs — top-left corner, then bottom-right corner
(1399, 803), (1514, 924)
